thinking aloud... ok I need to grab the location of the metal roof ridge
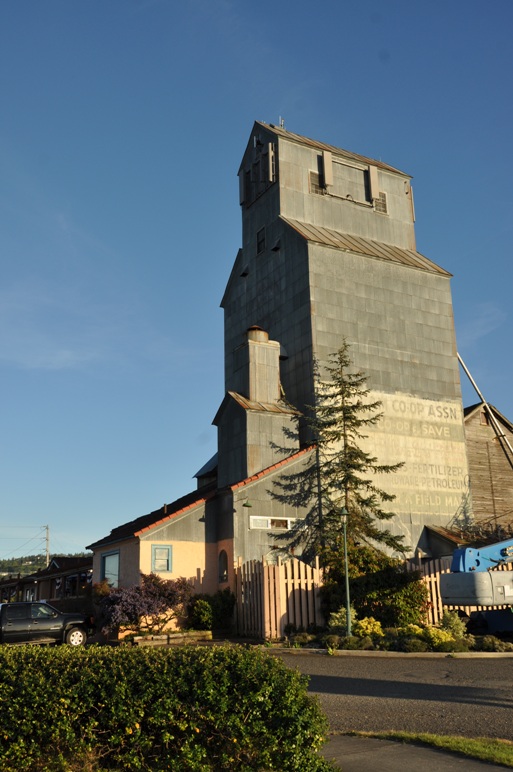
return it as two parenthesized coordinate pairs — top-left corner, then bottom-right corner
(254, 120), (409, 176)
(280, 216), (451, 276)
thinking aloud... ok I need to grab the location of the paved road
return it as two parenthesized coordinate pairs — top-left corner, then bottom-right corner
(274, 652), (513, 740)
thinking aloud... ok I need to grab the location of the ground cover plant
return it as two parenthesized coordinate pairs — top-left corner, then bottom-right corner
(286, 611), (513, 653)
(0, 644), (334, 771)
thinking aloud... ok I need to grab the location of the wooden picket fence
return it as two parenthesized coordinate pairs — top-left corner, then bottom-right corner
(406, 558), (513, 626)
(234, 556), (323, 640)
(234, 555), (513, 639)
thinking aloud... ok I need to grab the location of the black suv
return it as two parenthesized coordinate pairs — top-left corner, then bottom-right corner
(0, 602), (94, 646)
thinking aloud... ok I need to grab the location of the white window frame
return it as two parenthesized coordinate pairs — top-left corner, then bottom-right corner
(249, 516), (299, 531)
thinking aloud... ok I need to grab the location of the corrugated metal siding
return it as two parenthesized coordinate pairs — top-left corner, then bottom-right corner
(256, 120), (407, 176)
(465, 408), (513, 524)
(281, 216), (451, 276)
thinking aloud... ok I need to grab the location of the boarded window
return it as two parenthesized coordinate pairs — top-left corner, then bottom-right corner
(374, 192), (388, 214)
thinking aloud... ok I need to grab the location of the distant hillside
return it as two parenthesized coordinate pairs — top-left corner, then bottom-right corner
(0, 553), (91, 578)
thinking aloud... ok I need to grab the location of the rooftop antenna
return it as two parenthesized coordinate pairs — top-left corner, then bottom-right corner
(279, 116), (285, 129)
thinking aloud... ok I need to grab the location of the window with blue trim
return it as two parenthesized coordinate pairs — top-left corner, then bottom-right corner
(152, 545), (173, 573)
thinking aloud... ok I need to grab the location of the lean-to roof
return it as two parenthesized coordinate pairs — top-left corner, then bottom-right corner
(282, 216), (450, 276)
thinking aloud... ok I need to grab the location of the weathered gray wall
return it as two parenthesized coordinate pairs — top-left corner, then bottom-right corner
(231, 451), (313, 563)
(222, 123), (470, 556)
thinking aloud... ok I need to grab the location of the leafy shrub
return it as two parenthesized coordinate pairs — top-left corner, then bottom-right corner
(188, 588), (236, 631)
(337, 635), (362, 650)
(324, 634), (341, 652)
(436, 638), (471, 653)
(421, 626), (457, 651)
(322, 546), (429, 627)
(327, 606), (358, 636)
(355, 635), (374, 650)
(476, 635), (497, 652)
(400, 623), (425, 637)
(0, 645), (334, 771)
(440, 611), (467, 639)
(399, 636), (430, 653)
(324, 618), (513, 654)
(100, 573), (194, 635)
(291, 632), (315, 647)
(188, 598), (213, 630)
(475, 635), (513, 652)
(284, 622), (297, 638)
(209, 588), (236, 629)
(353, 616), (384, 639)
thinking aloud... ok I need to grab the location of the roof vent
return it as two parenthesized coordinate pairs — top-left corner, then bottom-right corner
(247, 326), (269, 343)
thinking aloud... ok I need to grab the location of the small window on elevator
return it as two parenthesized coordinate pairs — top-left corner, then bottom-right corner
(257, 227), (266, 254)
(374, 192), (388, 214)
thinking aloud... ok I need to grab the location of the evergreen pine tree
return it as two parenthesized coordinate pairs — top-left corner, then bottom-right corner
(273, 340), (405, 565)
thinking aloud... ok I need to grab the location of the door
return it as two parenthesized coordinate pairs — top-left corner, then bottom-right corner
(28, 603), (62, 642)
(2, 604), (29, 643)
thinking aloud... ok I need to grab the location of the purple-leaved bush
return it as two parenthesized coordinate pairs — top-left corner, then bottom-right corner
(100, 573), (194, 635)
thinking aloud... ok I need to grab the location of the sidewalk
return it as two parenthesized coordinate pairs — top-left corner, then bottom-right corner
(321, 735), (509, 771)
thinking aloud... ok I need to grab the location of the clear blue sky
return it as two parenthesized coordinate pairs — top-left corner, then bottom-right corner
(1, 1), (512, 558)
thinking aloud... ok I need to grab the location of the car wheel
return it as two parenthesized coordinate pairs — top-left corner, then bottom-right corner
(66, 627), (87, 646)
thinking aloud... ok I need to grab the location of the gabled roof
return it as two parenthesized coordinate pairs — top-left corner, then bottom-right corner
(464, 402), (484, 419)
(464, 402), (513, 433)
(194, 452), (218, 479)
(46, 556), (92, 572)
(251, 121), (408, 176)
(281, 216), (450, 276)
(28, 556), (92, 580)
(87, 447), (315, 551)
(86, 483), (217, 550)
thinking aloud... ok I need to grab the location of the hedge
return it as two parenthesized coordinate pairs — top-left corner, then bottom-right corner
(0, 645), (333, 771)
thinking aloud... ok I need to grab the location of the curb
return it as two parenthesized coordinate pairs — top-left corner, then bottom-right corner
(266, 646), (513, 658)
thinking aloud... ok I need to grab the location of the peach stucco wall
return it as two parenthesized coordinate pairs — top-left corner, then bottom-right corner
(139, 539), (222, 594)
(93, 537), (236, 595)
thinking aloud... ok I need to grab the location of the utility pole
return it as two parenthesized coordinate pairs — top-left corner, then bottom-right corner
(45, 525), (50, 567)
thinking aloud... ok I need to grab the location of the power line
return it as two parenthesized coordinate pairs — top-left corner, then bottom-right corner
(0, 526), (48, 561)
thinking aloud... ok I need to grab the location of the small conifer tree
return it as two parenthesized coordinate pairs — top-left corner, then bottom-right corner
(273, 339), (405, 566)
